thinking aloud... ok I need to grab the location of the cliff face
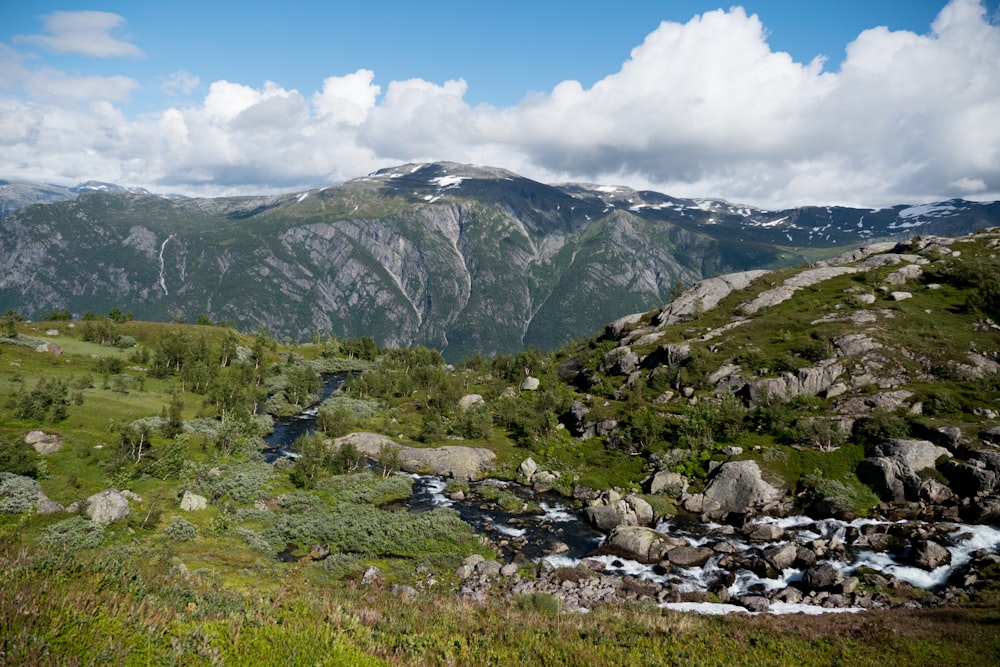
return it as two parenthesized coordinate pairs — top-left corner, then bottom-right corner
(1, 163), (997, 359)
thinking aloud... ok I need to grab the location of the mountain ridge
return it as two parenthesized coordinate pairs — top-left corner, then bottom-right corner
(2, 161), (999, 359)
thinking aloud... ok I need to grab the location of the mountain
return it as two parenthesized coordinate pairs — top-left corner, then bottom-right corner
(0, 179), (185, 220)
(1, 162), (998, 359)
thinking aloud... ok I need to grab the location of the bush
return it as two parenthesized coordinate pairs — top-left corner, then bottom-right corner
(235, 526), (275, 555)
(38, 516), (105, 550)
(163, 515), (198, 542)
(515, 592), (561, 617)
(0, 440), (40, 478)
(0, 472), (41, 513)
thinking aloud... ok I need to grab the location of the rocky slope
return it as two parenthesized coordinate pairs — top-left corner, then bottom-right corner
(2, 163), (998, 359)
(571, 228), (1000, 528)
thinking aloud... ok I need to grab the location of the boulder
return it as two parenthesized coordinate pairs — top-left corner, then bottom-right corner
(334, 432), (495, 480)
(833, 333), (881, 358)
(763, 544), (798, 570)
(802, 563), (844, 591)
(885, 264), (923, 285)
(871, 439), (950, 472)
(890, 292), (912, 301)
(180, 490), (208, 511)
(940, 460), (998, 498)
(603, 525), (685, 564)
(980, 425), (1000, 447)
(458, 394), (485, 411)
(665, 546), (714, 568)
(858, 439), (950, 503)
(85, 489), (130, 525)
(600, 346), (639, 376)
(649, 471), (686, 497)
(700, 461), (784, 521)
(25, 430), (62, 455)
(517, 457), (538, 481)
(36, 492), (65, 514)
(585, 494), (654, 531)
(909, 540), (951, 571)
(520, 376), (540, 391)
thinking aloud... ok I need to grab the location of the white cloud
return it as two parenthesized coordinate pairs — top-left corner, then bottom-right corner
(160, 70), (200, 96)
(1, 0), (998, 208)
(14, 11), (144, 58)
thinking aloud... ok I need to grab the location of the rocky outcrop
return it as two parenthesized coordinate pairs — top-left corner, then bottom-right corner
(334, 432), (495, 480)
(746, 360), (844, 404)
(656, 270), (771, 327)
(740, 267), (859, 315)
(857, 439), (951, 503)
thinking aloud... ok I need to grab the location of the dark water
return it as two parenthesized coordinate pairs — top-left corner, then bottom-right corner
(262, 373), (346, 462)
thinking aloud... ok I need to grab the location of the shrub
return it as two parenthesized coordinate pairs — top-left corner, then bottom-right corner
(163, 515), (198, 542)
(0, 472), (41, 513)
(38, 516), (105, 550)
(0, 440), (40, 478)
(515, 592), (561, 617)
(235, 526), (275, 555)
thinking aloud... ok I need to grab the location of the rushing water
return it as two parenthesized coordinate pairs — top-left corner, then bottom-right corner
(263, 377), (1000, 613)
(262, 373), (346, 462)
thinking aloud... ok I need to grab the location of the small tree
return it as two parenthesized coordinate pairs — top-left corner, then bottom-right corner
(377, 444), (401, 479)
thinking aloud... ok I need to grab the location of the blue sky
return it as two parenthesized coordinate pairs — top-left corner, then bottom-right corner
(2, 1), (999, 207)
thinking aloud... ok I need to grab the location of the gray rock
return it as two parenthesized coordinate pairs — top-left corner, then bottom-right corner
(179, 490), (208, 511)
(941, 460), (998, 497)
(910, 540), (951, 570)
(700, 461), (784, 520)
(980, 425), (1000, 447)
(740, 267), (859, 315)
(335, 432), (495, 480)
(763, 544), (798, 570)
(666, 546), (714, 568)
(871, 439), (950, 473)
(890, 291), (912, 301)
(834, 333), (881, 357)
(500, 563), (519, 577)
(520, 376), (540, 391)
(600, 346), (639, 376)
(657, 270), (771, 326)
(458, 394), (485, 411)
(36, 492), (65, 514)
(649, 471), (686, 497)
(885, 264), (923, 285)
(85, 489), (130, 525)
(604, 525), (685, 564)
(517, 457), (538, 481)
(738, 596), (771, 613)
(476, 560), (503, 578)
(362, 566), (382, 585)
(803, 563), (844, 591)
(748, 524), (784, 541)
(25, 430), (62, 455)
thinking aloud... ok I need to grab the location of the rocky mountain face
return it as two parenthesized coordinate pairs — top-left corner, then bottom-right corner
(2, 162), (998, 359)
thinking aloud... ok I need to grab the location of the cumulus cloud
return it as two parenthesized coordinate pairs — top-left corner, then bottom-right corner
(1, 0), (999, 208)
(14, 11), (144, 58)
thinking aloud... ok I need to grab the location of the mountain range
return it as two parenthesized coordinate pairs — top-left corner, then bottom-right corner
(2, 162), (999, 359)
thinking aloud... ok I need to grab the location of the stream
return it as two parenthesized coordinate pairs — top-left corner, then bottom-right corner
(263, 374), (1000, 614)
